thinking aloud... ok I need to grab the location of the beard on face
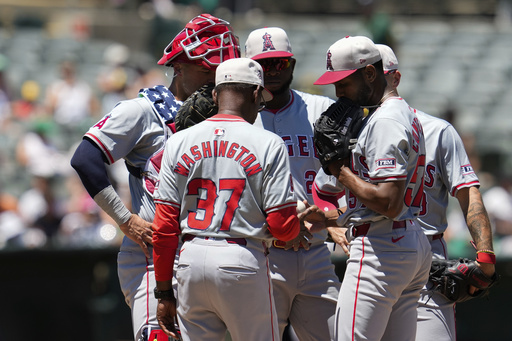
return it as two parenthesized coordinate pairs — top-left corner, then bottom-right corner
(267, 75), (293, 96)
(355, 81), (372, 106)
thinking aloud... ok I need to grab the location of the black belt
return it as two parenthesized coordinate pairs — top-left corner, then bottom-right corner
(182, 234), (247, 246)
(430, 233), (444, 241)
(354, 220), (406, 237)
(125, 161), (143, 179)
(272, 240), (311, 249)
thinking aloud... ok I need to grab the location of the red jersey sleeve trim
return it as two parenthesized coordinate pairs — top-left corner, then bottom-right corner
(265, 201), (297, 214)
(85, 133), (115, 164)
(451, 181), (480, 197)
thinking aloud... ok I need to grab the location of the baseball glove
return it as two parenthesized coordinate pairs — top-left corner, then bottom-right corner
(429, 258), (499, 303)
(174, 83), (218, 131)
(313, 97), (366, 175)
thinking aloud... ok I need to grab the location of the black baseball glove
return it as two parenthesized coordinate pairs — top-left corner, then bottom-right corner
(174, 83), (218, 131)
(429, 258), (499, 303)
(313, 97), (366, 175)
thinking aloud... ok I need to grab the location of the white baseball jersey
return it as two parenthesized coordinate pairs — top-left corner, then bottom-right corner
(254, 89), (334, 244)
(84, 85), (181, 340)
(340, 96), (427, 227)
(254, 89), (340, 341)
(415, 110), (479, 341)
(317, 96), (432, 341)
(154, 113), (296, 241)
(414, 109), (479, 236)
(153, 113), (296, 341)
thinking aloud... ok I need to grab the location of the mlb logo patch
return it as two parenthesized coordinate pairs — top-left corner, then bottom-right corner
(461, 164), (474, 175)
(376, 158), (396, 169)
(214, 128), (225, 136)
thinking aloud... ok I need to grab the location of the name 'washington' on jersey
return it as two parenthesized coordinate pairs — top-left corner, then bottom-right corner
(414, 109), (479, 235)
(339, 97), (426, 227)
(153, 114), (296, 242)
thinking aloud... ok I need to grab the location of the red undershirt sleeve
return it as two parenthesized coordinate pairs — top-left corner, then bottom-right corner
(266, 206), (300, 241)
(152, 202), (181, 282)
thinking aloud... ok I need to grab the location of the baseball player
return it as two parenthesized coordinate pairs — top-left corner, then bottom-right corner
(311, 36), (432, 341)
(375, 44), (496, 341)
(152, 57), (300, 341)
(245, 27), (341, 341)
(70, 14), (240, 341)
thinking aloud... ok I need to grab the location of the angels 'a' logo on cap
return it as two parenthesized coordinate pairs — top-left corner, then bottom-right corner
(326, 50), (333, 71)
(262, 32), (276, 52)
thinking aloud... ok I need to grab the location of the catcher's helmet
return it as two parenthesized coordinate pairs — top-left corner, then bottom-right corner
(158, 13), (240, 69)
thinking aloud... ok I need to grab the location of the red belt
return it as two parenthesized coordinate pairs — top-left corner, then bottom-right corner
(272, 240), (311, 249)
(353, 220), (406, 237)
(182, 234), (247, 246)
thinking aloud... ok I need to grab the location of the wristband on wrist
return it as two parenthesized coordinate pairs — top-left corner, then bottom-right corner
(93, 185), (132, 226)
(154, 287), (174, 300)
(476, 250), (496, 264)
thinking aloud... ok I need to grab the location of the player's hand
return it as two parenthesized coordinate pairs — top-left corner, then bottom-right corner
(156, 297), (180, 339)
(327, 226), (350, 256)
(119, 214), (153, 258)
(469, 262), (496, 295)
(284, 221), (313, 251)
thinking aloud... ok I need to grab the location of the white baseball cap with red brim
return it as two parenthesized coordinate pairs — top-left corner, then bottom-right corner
(314, 36), (382, 85)
(375, 44), (399, 74)
(215, 57), (273, 101)
(245, 27), (294, 60)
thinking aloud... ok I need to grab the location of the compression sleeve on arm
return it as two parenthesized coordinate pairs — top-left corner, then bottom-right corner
(70, 138), (112, 198)
(93, 185), (132, 226)
(266, 206), (300, 241)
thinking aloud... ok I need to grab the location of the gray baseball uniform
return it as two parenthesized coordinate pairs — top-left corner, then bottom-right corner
(315, 96), (432, 341)
(153, 114), (299, 341)
(414, 109), (480, 341)
(84, 85), (181, 340)
(254, 89), (341, 340)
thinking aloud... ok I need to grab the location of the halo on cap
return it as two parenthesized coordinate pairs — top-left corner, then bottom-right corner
(215, 58), (273, 101)
(314, 36), (381, 85)
(245, 27), (294, 60)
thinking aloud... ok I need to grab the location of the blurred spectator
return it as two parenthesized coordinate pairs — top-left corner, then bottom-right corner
(11, 80), (45, 121)
(15, 119), (70, 178)
(357, 0), (396, 50)
(0, 192), (26, 249)
(17, 175), (62, 245)
(56, 174), (122, 248)
(482, 175), (512, 256)
(43, 59), (99, 129)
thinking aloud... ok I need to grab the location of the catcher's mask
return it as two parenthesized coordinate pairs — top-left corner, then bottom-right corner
(158, 13), (241, 70)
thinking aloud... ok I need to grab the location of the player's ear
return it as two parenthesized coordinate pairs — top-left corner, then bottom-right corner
(392, 71), (402, 88)
(364, 65), (377, 82)
(172, 63), (182, 77)
(212, 88), (218, 105)
(290, 58), (297, 72)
